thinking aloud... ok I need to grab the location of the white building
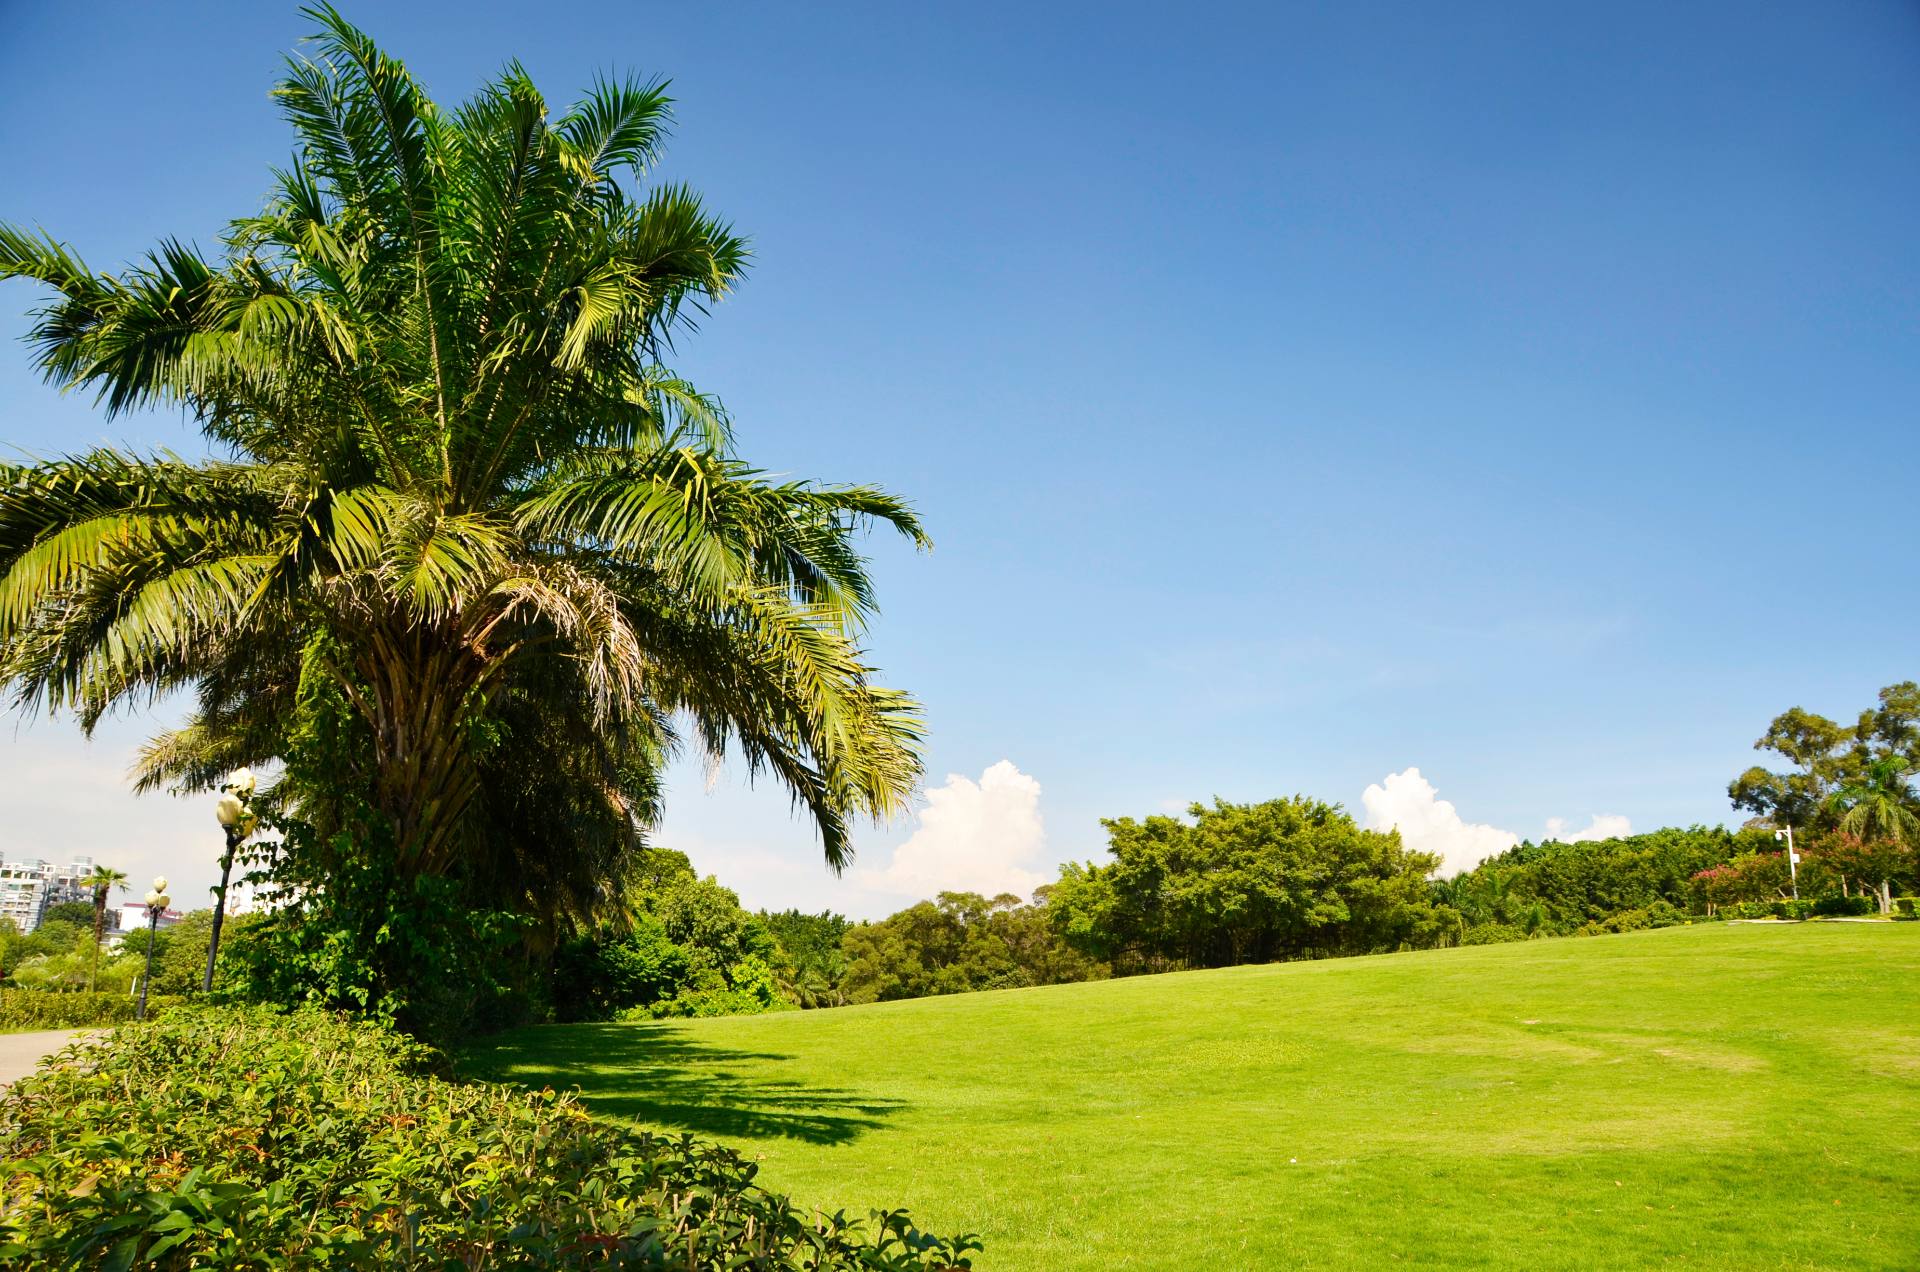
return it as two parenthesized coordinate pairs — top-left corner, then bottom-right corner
(0, 855), (118, 934)
(0, 861), (50, 934)
(114, 900), (182, 937)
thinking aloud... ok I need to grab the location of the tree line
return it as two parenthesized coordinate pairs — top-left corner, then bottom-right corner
(608, 681), (1918, 1015)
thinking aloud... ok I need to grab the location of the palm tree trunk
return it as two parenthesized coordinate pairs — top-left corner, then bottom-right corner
(357, 625), (492, 874)
(90, 887), (105, 992)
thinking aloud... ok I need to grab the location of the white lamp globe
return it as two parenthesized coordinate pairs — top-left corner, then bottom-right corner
(216, 791), (246, 828)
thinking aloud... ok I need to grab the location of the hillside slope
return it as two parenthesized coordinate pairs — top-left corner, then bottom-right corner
(468, 924), (1920, 1270)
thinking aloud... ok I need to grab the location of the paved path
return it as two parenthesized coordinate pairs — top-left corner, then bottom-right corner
(0, 1029), (90, 1085)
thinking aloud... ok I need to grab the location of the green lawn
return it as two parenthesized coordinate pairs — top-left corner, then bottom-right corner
(465, 924), (1920, 1270)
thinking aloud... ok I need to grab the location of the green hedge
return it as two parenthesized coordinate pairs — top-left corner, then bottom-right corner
(1812, 893), (1877, 918)
(0, 990), (184, 1032)
(0, 1006), (977, 1269)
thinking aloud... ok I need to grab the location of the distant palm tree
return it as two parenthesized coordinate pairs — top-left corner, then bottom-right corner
(85, 865), (128, 991)
(1826, 756), (1920, 847)
(1825, 757), (1918, 913)
(0, 7), (925, 941)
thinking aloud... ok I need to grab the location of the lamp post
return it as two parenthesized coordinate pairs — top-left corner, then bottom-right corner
(1774, 827), (1799, 901)
(137, 876), (170, 1021)
(205, 769), (257, 993)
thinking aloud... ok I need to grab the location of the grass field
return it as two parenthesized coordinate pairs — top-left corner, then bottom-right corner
(465, 924), (1920, 1270)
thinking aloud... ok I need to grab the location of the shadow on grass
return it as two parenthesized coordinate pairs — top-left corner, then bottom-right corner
(465, 1022), (905, 1146)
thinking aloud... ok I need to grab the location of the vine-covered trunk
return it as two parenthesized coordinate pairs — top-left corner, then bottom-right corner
(357, 623), (493, 876)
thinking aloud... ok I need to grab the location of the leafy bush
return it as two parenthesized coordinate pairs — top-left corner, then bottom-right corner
(552, 915), (691, 1022)
(1578, 900), (1691, 935)
(846, 891), (1109, 1004)
(1692, 849), (1792, 911)
(549, 856), (794, 1023)
(1772, 899), (1815, 921)
(1458, 922), (1528, 946)
(1812, 893), (1876, 918)
(0, 1006), (979, 1269)
(0, 990), (183, 1031)
(226, 810), (543, 1040)
(1717, 901), (1781, 920)
(1895, 896), (1918, 919)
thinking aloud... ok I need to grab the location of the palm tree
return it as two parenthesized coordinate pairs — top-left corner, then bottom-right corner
(1825, 756), (1918, 913)
(0, 7), (925, 945)
(85, 865), (128, 991)
(1826, 756), (1919, 846)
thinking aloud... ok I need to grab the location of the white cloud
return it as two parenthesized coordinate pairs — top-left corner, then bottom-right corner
(1545, 813), (1633, 843)
(856, 760), (1048, 902)
(1362, 767), (1637, 876)
(1361, 767), (1519, 877)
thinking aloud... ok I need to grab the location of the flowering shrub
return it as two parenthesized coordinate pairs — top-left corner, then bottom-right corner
(0, 1006), (979, 1269)
(1690, 852), (1790, 911)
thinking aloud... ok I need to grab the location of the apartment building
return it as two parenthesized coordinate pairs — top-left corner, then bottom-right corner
(0, 854), (106, 934)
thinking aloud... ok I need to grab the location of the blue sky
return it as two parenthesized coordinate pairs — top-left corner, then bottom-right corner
(2, 2), (1916, 916)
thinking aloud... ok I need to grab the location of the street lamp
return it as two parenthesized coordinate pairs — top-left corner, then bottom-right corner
(204, 769), (257, 993)
(137, 876), (170, 1021)
(1774, 827), (1799, 901)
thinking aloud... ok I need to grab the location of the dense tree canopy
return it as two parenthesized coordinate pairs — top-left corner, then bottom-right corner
(1438, 827), (1771, 936)
(1729, 682), (1919, 834)
(1728, 683), (1919, 914)
(1049, 797), (1449, 970)
(841, 891), (1106, 1004)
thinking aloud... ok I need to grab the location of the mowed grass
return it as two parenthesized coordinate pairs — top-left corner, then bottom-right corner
(465, 924), (1920, 1270)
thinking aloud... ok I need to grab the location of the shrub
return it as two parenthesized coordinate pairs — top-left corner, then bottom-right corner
(0, 1006), (979, 1269)
(1895, 896), (1918, 919)
(551, 915), (691, 1022)
(0, 990), (183, 1031)
(1458, 922), (1526, 946)
(1812, 893), (1876, 918)
(1578, 900), (1692, 935)
(1692, 851), (1791, 909)
(1772, 900), (1814, 921)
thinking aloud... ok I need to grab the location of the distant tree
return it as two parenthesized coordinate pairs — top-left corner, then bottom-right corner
(546, 848), (781, 1021)
(1690, 852), (1792, 913)
(841, 890), (1105, 1004)
(761, 909), (852, 1008)
(654, 874), (776, 992)
(1827, 756), (1919, 846)
(551, 913), (689, 1022)
(1453, 826), (1766, 932)
(110, 911), (219, 996)
(20, 914), (88, 961)
(1052, 797), (1446, 971)
(1809, 833), (1915, 917)
(1820, 755), (1918, 913)
(41, 901), (94, 929)
(85, 865), (128, 991)
(1730, 682), (1920, 835)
